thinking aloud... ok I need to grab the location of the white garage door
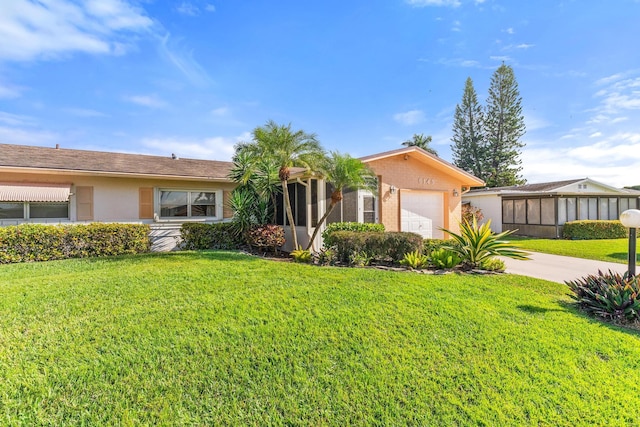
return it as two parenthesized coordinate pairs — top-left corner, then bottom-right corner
(400, 191), (444, 239)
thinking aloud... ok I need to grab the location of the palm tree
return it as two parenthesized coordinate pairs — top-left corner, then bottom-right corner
(248, 120), (325, 250)
(306, 152), (378, 250)
(402, 133), (438, 156)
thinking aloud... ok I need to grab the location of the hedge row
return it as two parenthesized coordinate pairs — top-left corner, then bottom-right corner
(330, 230), (423, 263)
(180, 222), (242, 250)
(322, 222), (385, 248)
(562, 220), (627, 240)
(0, 223), (151, 264)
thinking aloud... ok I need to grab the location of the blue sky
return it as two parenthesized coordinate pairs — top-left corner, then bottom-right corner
(1, 0), (640, 187)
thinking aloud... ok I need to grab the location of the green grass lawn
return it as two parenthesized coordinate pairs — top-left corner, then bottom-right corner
(2, 251), (640, 425)
(510, 236), (638, 263)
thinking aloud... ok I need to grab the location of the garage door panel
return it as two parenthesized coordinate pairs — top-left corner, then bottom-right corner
(400, 192), (444, 239)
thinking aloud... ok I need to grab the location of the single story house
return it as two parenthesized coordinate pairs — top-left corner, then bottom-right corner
(0, 143), (483, 251)
(463, 178), (640, 238)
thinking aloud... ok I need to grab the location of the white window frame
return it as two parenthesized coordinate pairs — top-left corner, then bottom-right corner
(358, 190), (378, 223)
(157, 189), (223, 221)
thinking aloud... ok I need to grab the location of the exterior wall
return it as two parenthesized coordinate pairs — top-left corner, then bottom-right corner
(503, 224), (560, 239)
(462, 193), (503, 232)
(364, 155), (463, 236)
(0, 171), (237, 250)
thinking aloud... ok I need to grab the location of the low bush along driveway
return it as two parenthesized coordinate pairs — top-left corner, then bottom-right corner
(1, 251), (640, 425)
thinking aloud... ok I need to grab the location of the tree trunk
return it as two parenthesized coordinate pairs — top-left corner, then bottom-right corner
(305, 201), (337, 251)
(282, 180), (298, 250)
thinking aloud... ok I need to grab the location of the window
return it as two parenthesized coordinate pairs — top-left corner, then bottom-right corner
(609, 198), (619, 220)
(527, 199), (540, 224)
(599, 198), (609, 220)
(160, 190), (218, 218)
(30, 203), (69, 219)
(362, 195), (376, 223)
(0, 203), (24, 219)
(0, 202), (69, 220)
(541, 198), (555, 225)
(502, 200), (514, 224)
(514, 199), (526, 224)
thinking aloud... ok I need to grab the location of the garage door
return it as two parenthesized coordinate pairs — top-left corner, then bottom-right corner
(400, 191), (444, 239)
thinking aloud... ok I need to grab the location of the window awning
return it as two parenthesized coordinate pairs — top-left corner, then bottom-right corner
(0, 184), (71, 202)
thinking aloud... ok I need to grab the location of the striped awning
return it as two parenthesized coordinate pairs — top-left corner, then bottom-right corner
(0, 184), (71, 202)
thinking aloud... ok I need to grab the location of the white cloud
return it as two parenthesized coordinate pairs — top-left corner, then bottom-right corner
(211, 107), (230, 117)
(589, 132), (602, 138)
(176, 2), (199, 16)
(393, 110), (425, 125)
(0, 125), (59, 145)
(157, 33), (213, 87)
(0, 82), (23, 98)
(124, 95), (167, 109)
(140, 133), (250, 161)
(205, 4), (216, 12)
(490, 55), (511, 62)
(405, 0), (461, 7)
(0, 0), (154, 62)
(451, 20), (462, 32)
(0, 111), (36, 127)
(516, 43), (534, 49)
(521, 133), (640, 187)
(63, 108), (108, 118)
(505, 27), (515, 34)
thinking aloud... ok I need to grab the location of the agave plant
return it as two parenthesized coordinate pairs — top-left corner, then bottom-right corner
(566, 270), (640, 322)
(441, 217), (529, 269)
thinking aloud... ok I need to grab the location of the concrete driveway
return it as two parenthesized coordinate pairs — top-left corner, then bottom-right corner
(500, 251), (629, 284)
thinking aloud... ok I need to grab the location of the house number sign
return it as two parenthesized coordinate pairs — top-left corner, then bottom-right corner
(418, 177), (435, 185)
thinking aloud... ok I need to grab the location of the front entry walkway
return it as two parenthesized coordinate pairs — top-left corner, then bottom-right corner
(500, 251), (629, 284)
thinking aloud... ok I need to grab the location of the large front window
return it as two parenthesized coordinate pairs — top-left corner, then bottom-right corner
(160, 191), (217, 218)
(0, 202), (69, 220)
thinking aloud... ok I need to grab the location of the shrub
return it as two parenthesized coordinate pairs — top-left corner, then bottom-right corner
(291, 247), (312, 263)
(479, 258), (506, 272)
(462, 203), (484, 224)
(566, 270), (640, 323)
(331, 231), (422, 264)
(0, 223), (150, 264)
(245, 224), (285, 251)
(423, 238), (461, 254)
(429, 248), (462, 269)
(322, 222), (385, 248)
(441, 218), (529, 269)
(180, 223), (240, 250)
(562, 220), (627, 240)
(316, 248), (337, 266)
(400, 250), (429, 269)
(349, 251), (372, 267)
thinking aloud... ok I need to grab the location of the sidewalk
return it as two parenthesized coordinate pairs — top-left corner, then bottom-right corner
(500, 251), (629, 284)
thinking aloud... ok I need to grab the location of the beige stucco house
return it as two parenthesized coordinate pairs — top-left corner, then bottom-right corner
(0, 143), (484, 251)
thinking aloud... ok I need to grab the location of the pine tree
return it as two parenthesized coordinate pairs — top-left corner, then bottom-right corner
(451, 77), (485, 181)
(483, 64), (526, 187)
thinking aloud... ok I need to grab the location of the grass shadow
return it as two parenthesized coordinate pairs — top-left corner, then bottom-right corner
(557, 300), (640, 337)
(517, 304), (566, 314)
(607, 252), (640, 261)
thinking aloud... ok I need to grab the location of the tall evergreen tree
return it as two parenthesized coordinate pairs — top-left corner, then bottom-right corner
(451, 77), (485, 181)
(483, 64), (526, 187)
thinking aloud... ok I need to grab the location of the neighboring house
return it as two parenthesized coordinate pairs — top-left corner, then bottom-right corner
(463, 178), (640, 238)
(0, 143), (484, 251)
(0, 144), (236, 251)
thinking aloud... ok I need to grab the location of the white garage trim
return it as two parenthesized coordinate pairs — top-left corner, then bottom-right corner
(400, 190), (445, 239)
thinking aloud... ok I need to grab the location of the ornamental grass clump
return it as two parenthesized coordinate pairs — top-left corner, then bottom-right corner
(566, 270), (640, 324)
(400, 250), (430, 269)
(441, 217), (529, 270)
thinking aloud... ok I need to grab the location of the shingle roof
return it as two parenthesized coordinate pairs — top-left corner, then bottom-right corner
(489, 179), (585, 192)
(0, 143), (234, 181)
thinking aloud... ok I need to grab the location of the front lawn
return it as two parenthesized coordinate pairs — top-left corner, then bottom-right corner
(1, 251), (640, 425)
(510, 236), (637, 264)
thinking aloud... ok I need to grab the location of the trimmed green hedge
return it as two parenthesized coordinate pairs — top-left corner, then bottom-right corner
(322, 222), (385, 248)
(0, 223), (151, 264)
(180, 222), (242, 250)
(562, 220), (627, 240)
(331, 231), (423, 264)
